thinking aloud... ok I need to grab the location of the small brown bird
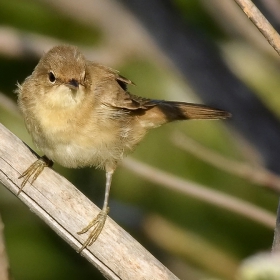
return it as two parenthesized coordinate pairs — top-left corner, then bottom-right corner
(17, 45), (230, 251)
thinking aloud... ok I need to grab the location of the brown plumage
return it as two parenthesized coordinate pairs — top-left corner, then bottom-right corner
(17, 45), (230, 250)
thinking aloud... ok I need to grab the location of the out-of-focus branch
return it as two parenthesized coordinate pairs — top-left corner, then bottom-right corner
(172, 132), (280, 194)
(0, 215), (9, 280)
(0, 26), (132, 66)
(0, 0), (167, 66)
(122, 158), (275, 229)
(0, 26), (59, 59)
(143, 214), (239, 280)
(0, 123), (179, 280)
(233, 0), (280, 56)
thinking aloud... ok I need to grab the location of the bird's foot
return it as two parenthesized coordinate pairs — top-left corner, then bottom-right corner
(18, 155), (53, 195)
(77, 207), (109, 252)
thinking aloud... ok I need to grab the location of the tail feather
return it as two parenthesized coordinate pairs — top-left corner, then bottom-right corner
(175, 102), (231, 120)
(141, 101), (231, 128)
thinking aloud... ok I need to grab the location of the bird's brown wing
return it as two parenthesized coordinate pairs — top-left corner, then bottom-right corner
(112, 91), (156, 110)
(88, 62), (156, 110)
(111, 71), (156, 110)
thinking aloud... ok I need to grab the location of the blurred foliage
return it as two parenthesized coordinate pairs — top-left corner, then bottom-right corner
(0, 0), (278, 280)
(0, 0), (101, 44)
(173, 0), (226, 38)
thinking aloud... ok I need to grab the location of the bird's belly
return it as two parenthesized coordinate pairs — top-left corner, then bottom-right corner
(32, 122), (126, 169)
(27, 104), (143, 169)
(43, 143), (113, 169)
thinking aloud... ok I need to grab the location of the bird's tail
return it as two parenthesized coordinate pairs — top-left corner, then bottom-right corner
(141, 100), (231, 128)
(170, 102), (230, 120)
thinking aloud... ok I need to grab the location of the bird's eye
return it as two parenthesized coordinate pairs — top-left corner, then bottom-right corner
(48, 71), (56, 83)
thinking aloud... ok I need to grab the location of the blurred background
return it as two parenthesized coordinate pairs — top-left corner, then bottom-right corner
(0, 0), (280, 279)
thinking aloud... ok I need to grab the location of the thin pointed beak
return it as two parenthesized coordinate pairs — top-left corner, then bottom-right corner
(67, 79), (79, 90)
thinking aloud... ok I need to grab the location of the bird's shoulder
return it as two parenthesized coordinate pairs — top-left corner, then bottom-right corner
(87, 62), (156, 110)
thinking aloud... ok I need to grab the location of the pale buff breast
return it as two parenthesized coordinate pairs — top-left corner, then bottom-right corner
(26, 95), (130, 169)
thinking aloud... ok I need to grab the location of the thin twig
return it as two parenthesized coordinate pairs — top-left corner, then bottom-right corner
(172, 132), (280, 194)
(234, 0), (280, 56)
(233, 0), (280, 253)
(122, 158), (275, 229)
(258, 0), (280, 24)
(0, 123), (178, 280)
(273, 206), (280, 252)
(201, 0), (277, 58)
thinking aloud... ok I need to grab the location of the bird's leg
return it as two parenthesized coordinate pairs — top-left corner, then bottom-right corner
(77, 169), (114, 252)
(18, 155), (53, 195)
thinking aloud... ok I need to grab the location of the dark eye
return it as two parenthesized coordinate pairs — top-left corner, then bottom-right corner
(48, 71), (56, 83)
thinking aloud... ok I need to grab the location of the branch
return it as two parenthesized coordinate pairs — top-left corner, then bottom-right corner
(234, 0), (280, 55)
(122, 158), (275, 229)
(257, 0), (280, 27)
(233, 0), (280, 253)
(201, 0), (278, 58)
(0, 123), (178, 280)
(172, 132), (280, 194)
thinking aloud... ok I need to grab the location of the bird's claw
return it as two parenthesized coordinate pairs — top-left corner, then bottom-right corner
(77, 207), (109, 252)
